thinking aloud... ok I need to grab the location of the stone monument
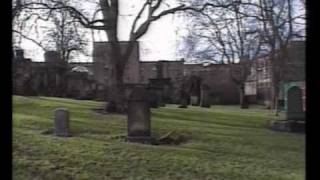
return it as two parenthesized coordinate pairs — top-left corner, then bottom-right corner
(54, 108), (70, 137)
(178, 88), (188, 108)
(190, 96), (199, 106)
(270, 85), (305, 133)
(126, 86), (155, 143)
(200, 84), (211, 108)
(286, 86), (305, 121)
(146, 86), (161, 108)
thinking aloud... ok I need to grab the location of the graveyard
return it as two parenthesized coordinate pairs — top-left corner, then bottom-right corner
(13, 95), (305, 180)
(12, 0), (306, 179)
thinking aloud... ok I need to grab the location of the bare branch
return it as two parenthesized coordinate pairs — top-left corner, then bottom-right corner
(13, 29), (47, 51)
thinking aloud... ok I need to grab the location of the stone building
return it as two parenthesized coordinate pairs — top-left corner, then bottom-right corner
(244, 41), (305, 109)
(12, 50), (35, 95)
(91, 42), (240, 104)
(13, 41), (246, 105)
(12, 50), (96, 99)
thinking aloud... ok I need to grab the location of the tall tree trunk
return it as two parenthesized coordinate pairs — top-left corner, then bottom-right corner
(271, 80), (280, 115)
(239, 85), (248, 109)
(275, 94), (279, 116)
(270, 51), (280, 112)
(105, 56), (127, 113)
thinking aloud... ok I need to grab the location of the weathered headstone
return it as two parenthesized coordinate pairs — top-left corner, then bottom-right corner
(54, 108), (70, 137)
(178, 89), (188, 108)
(286, 86), (305, 120)
(178, 99), (188, 108)
(148, 78), (170, 106)
(127, 86), (154, 143)
(154, 87), (164, 107)
(190, 96), (199, 106)
(147, 87), (160, 108)
(200, 84), (211, 108)
(271, 86), (305, 133)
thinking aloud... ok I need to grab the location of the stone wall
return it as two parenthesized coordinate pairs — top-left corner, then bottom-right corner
(12, 57), (34, 95)
(13, 51), (97, 99)
(139, 60), (184, 104)
(139, 60), (184, 84)
(139, 62), (158, 84)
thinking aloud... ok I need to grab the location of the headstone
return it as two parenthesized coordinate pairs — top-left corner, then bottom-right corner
(200, 84), (211, 108)
(178, 89), (188, 108)
(153, 87), (163, 107)
(147, 87), (160, 108)
(148, 78), (170, 106)
(178, 99), (188, 108)
(54, 108), (70, 137)
(158, 91), (166, 107)
(270, 86), (305, 133)
(188, 76), (201, 106)
(127, 86), (154, 143)
(190, 96), (199, 106)
(286, 86), (305, 120)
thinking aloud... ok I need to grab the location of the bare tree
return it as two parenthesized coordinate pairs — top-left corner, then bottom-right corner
(13, 0), (88, 61)
(254, 0), (305, 111)
(15, 0), (237, 113)
(42, 7), (88, 62)
(179, 0), (264, 108)
(179, 0), (305, 110)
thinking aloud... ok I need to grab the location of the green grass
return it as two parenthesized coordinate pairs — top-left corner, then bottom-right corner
(13, 96), (305, 180)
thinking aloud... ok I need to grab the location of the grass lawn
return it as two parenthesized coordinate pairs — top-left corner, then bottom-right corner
(13, 96), (305, 180)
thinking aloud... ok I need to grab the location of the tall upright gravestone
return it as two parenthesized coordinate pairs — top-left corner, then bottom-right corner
(54, 108), (70, 137)
(286, 86), (305, 121)
(126, 86), (154, 143)
(270, 86), (305, 133)
(189, 75), (201, 106)
(190, 96), (199, 106)
(200, 84), (211, 108)
(179, 88), (188, 108)
(147, 86), (161, 108)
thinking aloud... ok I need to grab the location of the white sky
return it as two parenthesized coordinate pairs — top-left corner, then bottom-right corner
(18, 0), (188, 62)
(16, 0), (305, 62)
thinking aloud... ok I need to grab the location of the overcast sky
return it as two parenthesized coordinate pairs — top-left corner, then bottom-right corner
(15, 0), (305, 63)
(17, 0), (188, 62)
